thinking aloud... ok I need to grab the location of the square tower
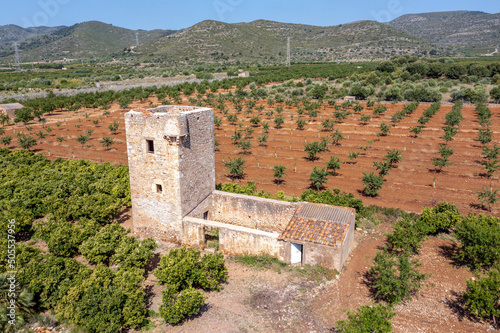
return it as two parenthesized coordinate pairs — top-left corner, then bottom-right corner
(125, 105), (215, 242)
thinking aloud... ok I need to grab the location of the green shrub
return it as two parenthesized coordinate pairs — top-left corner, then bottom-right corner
(160, 286), (206, 325)
(300, 189), (364, 213)
(418, 202), (462, 234)
(379, 123), (390, 136)
(463, 267), (500, 324)
(216, 181), (260, 196)
(111, 237), (157, 270)
(455, 87), (489, 104)
(477, 127), (493, 145)
(490, 86), (500, 103)
(367, 251), (427, 305)
(304, 141), (324, 161)
(384, 149), (402, 166)
(326, 156), (344, 175)
(373, 160), (391, 177)
(34, 217), (100, 257)
(79, 223), (128, 264)
(445, 101), (463, 127)
(384, 86), (403, 101)
(454, 214), (500, 269)
(361, 172), (384, 197)
(55, 265), (147, 332)
(386, 217), (426, 254)
(17, 253), (90, 309)
(154, 247), (227, 325)
(0, 273), (35, 332)
(308, 166), (329, 191)
(223, 157), (246, 179)
(336, 303), (395, 333)
(0, 150), (130, 229)
(154, 247), (227, 291)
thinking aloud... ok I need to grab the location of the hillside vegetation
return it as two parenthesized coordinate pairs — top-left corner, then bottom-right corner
(2, 10), (500, 64)
(0, 21), (176, 61)
(0, 24), (65, 47)
(387, 11), (500, 50)
(139, 19), (436, 65)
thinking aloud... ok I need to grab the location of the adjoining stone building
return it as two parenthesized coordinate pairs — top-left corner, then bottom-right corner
(125, 105), (355, 271)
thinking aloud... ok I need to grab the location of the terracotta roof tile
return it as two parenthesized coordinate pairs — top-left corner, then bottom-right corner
(279, 203), (354, 247)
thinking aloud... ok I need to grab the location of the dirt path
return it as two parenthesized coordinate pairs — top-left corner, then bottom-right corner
(129, 221), (493, 332)
(140, 259), (332, 333)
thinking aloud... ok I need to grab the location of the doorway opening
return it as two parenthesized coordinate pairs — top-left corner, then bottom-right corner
(290, 242), (303, 264)
(204, 228), (219, 251)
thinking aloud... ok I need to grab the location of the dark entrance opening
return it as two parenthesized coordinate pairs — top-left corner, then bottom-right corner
(204, 228), (219, 251)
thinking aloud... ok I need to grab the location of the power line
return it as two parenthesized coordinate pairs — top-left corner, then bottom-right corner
(286, 37), (291, 67)
(14, 42), (21, 72)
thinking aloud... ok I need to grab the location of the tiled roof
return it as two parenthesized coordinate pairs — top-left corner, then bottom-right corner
(279, 203), (354, 247)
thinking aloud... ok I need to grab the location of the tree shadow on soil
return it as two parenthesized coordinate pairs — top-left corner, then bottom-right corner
(144, 284), (155, 308)
(356, 189), (375, 198)
(273, 179), (286, 186)
(361, 269), (379, 301)
(469, 202), (489, 212)
(189, 303), (212, 321)
(145, 253), (161, 274)
(437, 243), (468, 268)
(443, 290), (481, 324)
(115, 208), (132, 224)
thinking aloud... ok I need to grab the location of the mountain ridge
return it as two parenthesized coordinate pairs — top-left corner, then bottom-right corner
(0, 24), (66, 47)
(1, 10), (499, 63)
(386, 10), (500, 49)
(136, 18), (435, 64)
(0, 21), (176, 61)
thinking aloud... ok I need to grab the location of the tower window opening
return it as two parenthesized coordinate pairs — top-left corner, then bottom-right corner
(147, 140), (154, 153)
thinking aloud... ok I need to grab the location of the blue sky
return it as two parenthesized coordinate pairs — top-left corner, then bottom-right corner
(1, 0), (499, 30)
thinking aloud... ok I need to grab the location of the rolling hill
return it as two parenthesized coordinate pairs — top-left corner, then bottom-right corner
(386, 11), (500, 49)
(0, 21), (176, 61)
(3, 10), (499, 64)
(0, 24), (66, 47)
(138, 19), (437, 64)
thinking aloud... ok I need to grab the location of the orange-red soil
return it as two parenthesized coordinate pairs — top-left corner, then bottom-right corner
(3, 95), (499, 216)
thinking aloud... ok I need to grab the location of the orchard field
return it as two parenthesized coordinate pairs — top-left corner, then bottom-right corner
(1, 84), (498, 216)
(1, 64), (500, 331)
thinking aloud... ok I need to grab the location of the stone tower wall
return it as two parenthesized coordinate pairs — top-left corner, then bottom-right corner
(178, 109), (215, 215)
(125, 106), (215, 242)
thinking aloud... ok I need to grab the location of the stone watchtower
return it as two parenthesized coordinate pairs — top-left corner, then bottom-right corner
(125, 106), (215, 242)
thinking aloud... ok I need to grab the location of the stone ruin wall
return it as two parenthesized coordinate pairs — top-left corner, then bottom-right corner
(188, 191), (298, 233)
(183, 217), (285, 261)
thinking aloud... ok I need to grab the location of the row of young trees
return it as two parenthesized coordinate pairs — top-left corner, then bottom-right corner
(215, 92), (495, 205)
(337, 202), (500, 331)
(4, 59), (500, 131)
(378, 58), (500, 80)
(0, 118), (119, 152)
